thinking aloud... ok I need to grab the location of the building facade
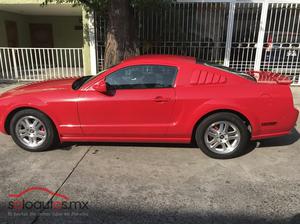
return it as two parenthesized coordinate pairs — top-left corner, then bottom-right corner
(0, 0), (96, 81)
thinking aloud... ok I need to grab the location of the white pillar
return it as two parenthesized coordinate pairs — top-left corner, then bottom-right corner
(254, 1), (269, 71)
(224, 1), (236, 67)
(88, 11), (97, 75)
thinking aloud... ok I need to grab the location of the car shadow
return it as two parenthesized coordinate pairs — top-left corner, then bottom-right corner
(55, 141), (196, 151)
(1, 203), (300, 224)
(241, 128), (300, 156)
(54, 128), (300, 156)
(255, 128), (300, 147)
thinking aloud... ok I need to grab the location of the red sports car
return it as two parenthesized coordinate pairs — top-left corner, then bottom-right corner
(0, 55), (298, 159)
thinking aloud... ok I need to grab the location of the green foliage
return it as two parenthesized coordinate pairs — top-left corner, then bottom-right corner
(42, 0), (108, 12)
(42, 0), (173, 12)
(131, 0), (173, 9)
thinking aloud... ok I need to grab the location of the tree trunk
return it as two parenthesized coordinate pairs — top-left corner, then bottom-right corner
(104, 0), (139, 68)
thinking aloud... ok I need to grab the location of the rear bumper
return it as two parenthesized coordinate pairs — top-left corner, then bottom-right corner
(252, 130), (291, 140)
(251, 107), (299, 140)
(288, 107), (298, 127)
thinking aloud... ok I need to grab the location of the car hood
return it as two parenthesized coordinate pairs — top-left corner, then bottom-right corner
(0, 78), (77, 98)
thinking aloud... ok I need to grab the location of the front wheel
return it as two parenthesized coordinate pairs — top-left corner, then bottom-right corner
(10, 109), (57, 152)
(195, 112), (250, 159)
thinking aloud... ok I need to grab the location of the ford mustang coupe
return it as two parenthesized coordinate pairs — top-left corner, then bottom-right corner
(0, 55), (298, 159)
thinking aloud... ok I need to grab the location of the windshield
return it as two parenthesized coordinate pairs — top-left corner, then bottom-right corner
(197, 59), (256, 81)
(72, 69), (108, 90)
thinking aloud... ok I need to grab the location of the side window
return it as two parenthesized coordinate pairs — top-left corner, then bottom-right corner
(105, 65), (178, 90)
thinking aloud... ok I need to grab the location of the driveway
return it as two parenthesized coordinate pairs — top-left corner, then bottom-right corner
(0, 83), (299, 224)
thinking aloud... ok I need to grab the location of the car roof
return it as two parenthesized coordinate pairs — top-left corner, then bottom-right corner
(121, 54), (196, 64)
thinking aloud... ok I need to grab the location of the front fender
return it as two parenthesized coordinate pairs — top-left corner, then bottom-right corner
(0, 97), (60, 135)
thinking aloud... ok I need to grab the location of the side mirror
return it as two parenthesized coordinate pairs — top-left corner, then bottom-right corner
(93, 80), (107, 93)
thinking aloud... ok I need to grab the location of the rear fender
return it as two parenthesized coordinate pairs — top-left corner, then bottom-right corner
(185, 100), (260, 137)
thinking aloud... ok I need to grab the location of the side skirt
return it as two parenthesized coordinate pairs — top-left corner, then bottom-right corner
(60, 136), (191, 144)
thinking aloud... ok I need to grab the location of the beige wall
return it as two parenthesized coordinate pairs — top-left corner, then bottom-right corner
(27, 15), (83, 48)
(0, 0), (43, 3)
(0, 10), (30, 46)
(0, 10), (83, 47)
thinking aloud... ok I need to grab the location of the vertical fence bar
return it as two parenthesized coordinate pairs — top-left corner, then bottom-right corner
(47, 49), (52, 79)
(25, 49), (31, 80)
(64, 49), (68, 77)
(21, 49), (26, 80)
(30, 48), (35, 80)
(73, 49), (77, 76)
(77, 48), (81, 75)
(34, 49), (39, 80)
(7, 49), (13, 79)
(42, 49), (47, 80)
(68, 49), (73, 76)
(51, 49), (56, 79)
(12, 48), (19, 79)
(0, 49), (5, 79)
(56, 49), (60, 78)
(38, 49), (43, 80)
(16, 49), (22, 80)
(3, 49), (9, 79)
(60, 49), (64, 78)
(8, 49), (14, 79)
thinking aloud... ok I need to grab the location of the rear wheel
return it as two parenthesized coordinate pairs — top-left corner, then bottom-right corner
(195, 112), (250, 159)
(10, 109), (57, 152)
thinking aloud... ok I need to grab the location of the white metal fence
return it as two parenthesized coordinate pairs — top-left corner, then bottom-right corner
(0, 47), (83, 81)
(96, 0), (300, 85)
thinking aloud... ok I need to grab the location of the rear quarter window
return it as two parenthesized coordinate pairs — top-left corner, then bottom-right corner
(197, 59), (256, 81)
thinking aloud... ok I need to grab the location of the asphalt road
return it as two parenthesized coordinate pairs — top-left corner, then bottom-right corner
(0, 84), (299, 224)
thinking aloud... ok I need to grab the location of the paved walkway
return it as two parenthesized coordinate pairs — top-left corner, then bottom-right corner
(0, 82), (24, 93)
(291, 87), (300, 108)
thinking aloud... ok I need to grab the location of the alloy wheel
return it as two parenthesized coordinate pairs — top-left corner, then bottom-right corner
(204, 121), (241, 154)
(15, 116), (47, 148)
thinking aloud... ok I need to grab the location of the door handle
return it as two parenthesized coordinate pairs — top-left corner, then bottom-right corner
(153, 96), (170, 102)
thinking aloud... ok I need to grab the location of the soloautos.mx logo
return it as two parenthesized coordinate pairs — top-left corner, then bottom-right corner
(7, 186), (88, 210)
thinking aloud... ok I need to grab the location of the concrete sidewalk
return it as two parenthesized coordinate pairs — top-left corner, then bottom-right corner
(291, 87), (300, 108)
(0, 82), (25, 93)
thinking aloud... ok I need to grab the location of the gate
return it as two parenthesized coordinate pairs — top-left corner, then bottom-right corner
(138, 2), (229, 63)
(229, 2), (262, 72)
(0, 48), (83, 81)
(95, 0), (300, 85)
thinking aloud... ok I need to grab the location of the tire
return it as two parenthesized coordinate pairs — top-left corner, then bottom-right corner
(195, 112), (250, 159)
(9, 109), (57, 152)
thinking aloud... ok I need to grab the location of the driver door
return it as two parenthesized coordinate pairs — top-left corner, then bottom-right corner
(78, 65), (178, 138)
